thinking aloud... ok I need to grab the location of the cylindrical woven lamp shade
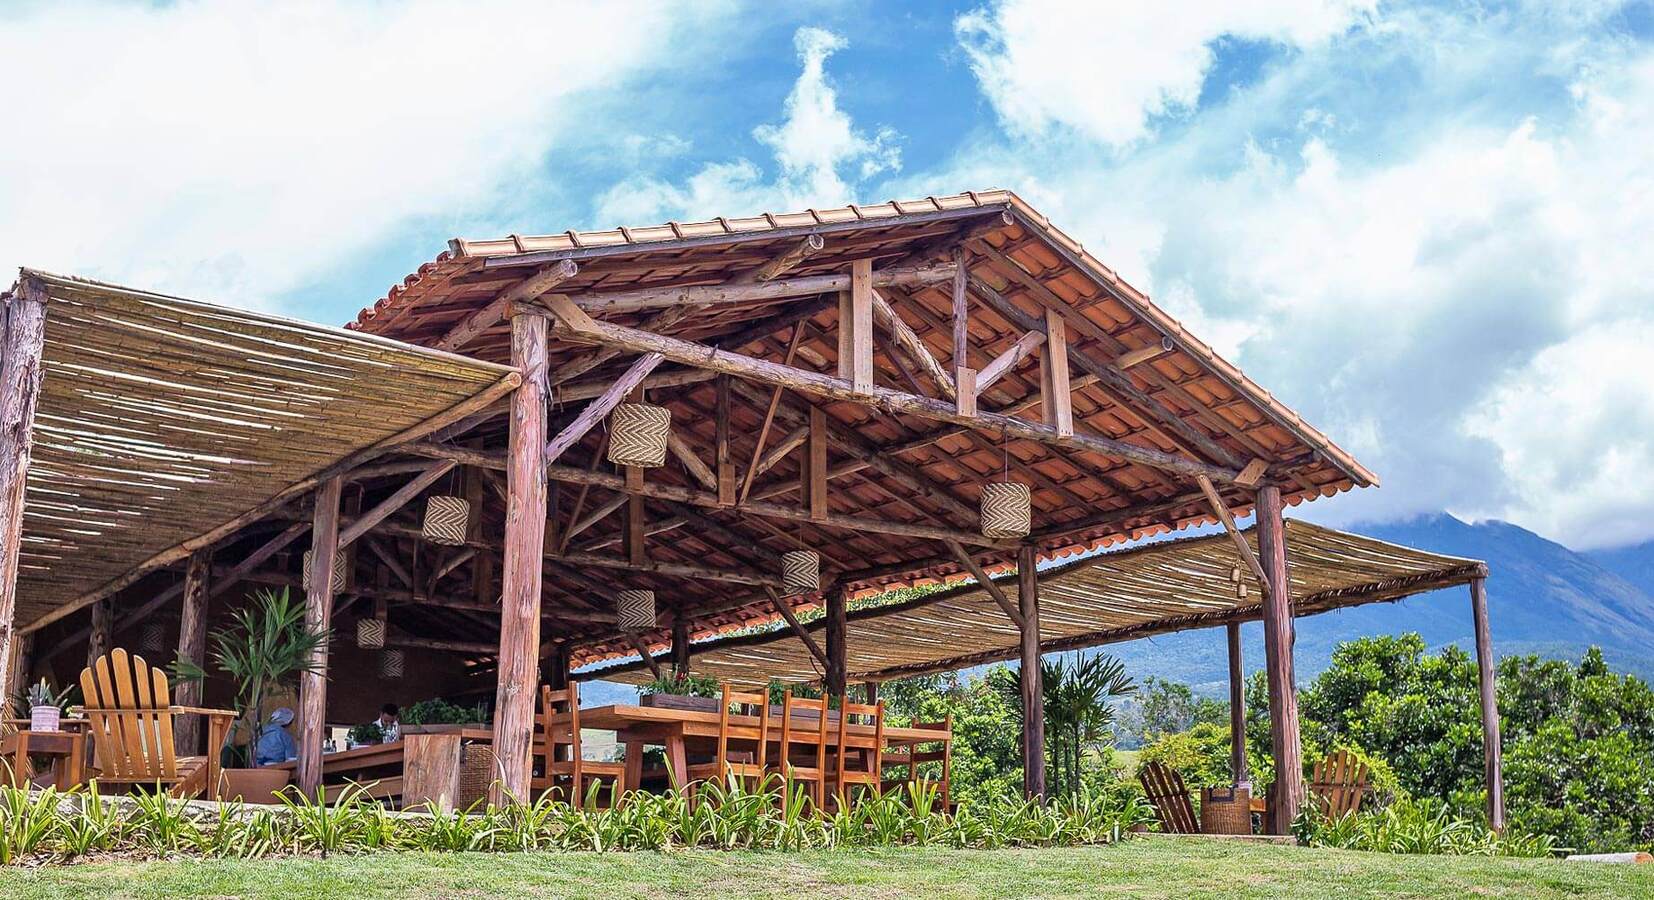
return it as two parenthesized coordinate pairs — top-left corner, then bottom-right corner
(357, 618), (386, 649)
(616, 590), (656, 632)
(980, 482), (1032, 538)
(781, 550), (820, 594)
(422, 495), (471, 546)
(608, 403), (671, 468)
(302, 549), (350, 592)
(380, 650), (405, 679)
(140, 622), (166, 652)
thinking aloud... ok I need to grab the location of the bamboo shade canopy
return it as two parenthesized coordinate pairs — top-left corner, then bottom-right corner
(9, 270), (518, 631)
(590, 520), (1487, 687)
(348, 189), (1382, 667)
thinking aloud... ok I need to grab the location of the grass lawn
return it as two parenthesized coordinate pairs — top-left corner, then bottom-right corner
(1, 837), (1649, 899)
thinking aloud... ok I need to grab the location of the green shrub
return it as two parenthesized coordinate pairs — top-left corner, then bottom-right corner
(1295, 796), (1555, 858)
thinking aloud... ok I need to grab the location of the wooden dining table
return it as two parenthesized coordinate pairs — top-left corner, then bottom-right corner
(577, 703), (950, 790)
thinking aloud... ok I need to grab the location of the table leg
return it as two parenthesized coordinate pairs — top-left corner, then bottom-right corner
(67, 732), (85, 789)
(11, 733), (29, 788)
(624, 740), (644, 792)
(666, 732), (688, 791)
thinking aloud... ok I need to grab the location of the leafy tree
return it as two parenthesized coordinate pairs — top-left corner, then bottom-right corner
(1120, 676), (1228, 745)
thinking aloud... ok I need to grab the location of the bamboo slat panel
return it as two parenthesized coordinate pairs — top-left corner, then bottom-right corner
(594, 520), (1485, 686)
(13, 272), (514, 628)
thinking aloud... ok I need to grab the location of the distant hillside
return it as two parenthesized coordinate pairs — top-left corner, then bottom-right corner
(1100, 513), (1654, 693)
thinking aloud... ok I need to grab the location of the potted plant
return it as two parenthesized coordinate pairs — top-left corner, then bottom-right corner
(25, 679), (70, 732)
(346, 721), (384, 749)
(172, 587), (328, 803)
(638, 672), (721, 711)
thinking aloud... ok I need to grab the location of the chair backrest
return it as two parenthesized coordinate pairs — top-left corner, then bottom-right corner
(910, 713), (953, 786)
(834, 697), (884, 783)
(713, 682), (770, 771)
(79, 649), (180, 781)
(539, 681), (582, 773)
(1137, 760), (1199, 834)
(778, 691), (828, 774)
(1310, 748), (1371, 818)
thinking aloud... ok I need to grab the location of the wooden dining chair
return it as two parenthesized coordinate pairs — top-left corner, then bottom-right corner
(1137, 760), (1200, 834)
(1310, 748), (1371, 819)
(883, 712), (952, 808)
(686, 683), (770, 792)
(775, 690), (830, 809)
(78, 648), (236, 799)
(531, 680), (626, 805)
(828, 696), (884, 809)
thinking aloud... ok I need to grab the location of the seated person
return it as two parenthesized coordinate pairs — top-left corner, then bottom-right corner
(253, 707), (298, 767)
(375, 703), (400, 743)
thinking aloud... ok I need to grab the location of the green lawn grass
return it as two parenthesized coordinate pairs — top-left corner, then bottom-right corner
(1, 837), (1648, 899)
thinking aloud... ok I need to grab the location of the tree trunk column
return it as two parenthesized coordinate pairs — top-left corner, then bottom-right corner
(1017, 545), (1046, 801)
(824, 584), (848, 698)
(671, 619), (691, 679)
(88, 600), (113, 672)
(297, 476), (342, 798)
(0, 280), (46, 706)
(1470, 574), (1505, 831)
(1256, 484), (1302, 832)
(174, 549), (212, 756)
(1227, 621), (1248, 785)
(490, 312), (550, 806)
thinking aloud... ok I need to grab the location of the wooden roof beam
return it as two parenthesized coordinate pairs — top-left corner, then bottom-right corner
(946, 540), (1024, 629)
(872, 288), (955, 400)
(543, 352), (664, 466)
(1196, 474), (1271, 593)
(750, 234), (825, 283)
(434, 259), (577, 352)
(555, 549), (781, 588)
(567, 263), (956, 315)
(337, 461), (455, 550)
(764, 585), (828, 668)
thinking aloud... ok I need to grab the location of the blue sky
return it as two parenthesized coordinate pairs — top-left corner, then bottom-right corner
(3, 0), (1652, 549)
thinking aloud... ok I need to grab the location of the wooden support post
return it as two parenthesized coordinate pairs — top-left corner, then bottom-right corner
(625, 494), (647, 566)
(671, 619), (691, 679)
(864, 681), (879, 706)
(174, 550), (212, 756)
(805, 406), (829, 521)
(715, 376), (736, 506)
(824, 583), (848, 698)
(88, 600), (112, 672)
(1039, 309), (1073, 437)
(1017, 545), (1045, 801)
(838, 259), (874, 394)
(0, 281), (46, 705)
(1470, 575), (1505, 832)
(1256, 484), (1301, 833)
(1227, 622), (1248, 786)
(544, 643), (571, 691)
(491, 312), (551, 807)
(297, 476), (342, 799)
(3, 632), (31, 717)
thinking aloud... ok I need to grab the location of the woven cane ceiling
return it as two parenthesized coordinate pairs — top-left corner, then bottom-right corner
(10, 270), (518, 631)
(592, 520), (1487, 687)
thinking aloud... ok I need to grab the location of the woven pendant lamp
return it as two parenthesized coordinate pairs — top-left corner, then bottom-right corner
(140, 621), (167, 653)
(422, 495), (471, 546)
(302, 549), (351, 592)
(616, 590), (656, 632)
(979, 482), (1031, 539)
(380, 649), (405, 680)
(781, 550), (820, 594)
(357, 617), (386, 650)
(608, 403), (671, 468)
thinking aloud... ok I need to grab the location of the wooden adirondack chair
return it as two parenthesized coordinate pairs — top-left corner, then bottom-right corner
(1309, 748), (1371, 818)
(1138, 760), (1200, 834)
(78, 649), (237, 799)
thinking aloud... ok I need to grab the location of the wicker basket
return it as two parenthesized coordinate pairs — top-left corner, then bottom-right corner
(616, 590), (656, 632)
(422, 495), (471, 546)
(302, 549), (350, 592)
(455, 743), (496, 810)
(979, 482), (1031, 538)
(781, 550), (820, 594)
(608, 403), (671, 468)
(380, 649), (405, 679)
(357, 617), (386, 649)
(1200, 784), (1253, 835)
(140, 621), (167, 652)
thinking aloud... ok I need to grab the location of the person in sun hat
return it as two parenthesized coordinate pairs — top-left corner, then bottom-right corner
(253, 706), (299, 767)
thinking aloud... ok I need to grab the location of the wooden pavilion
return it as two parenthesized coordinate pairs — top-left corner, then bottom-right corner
(0, 190), (1501, 831)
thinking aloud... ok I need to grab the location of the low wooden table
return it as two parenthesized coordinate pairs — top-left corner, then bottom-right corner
(3, 727), (89, 789)
(577, 703), (950, 790)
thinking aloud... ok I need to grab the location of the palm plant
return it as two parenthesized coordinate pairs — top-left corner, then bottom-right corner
(172, 587), (329, 767)
(999, 652), (1136, 798)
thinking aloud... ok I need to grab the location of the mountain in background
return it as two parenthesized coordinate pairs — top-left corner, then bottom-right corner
(1103, 513), (1654, 694)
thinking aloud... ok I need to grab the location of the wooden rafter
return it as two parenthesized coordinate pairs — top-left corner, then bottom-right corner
(543, 352), (664, 466)
(738, 322), (806, 505)
(871, 289), (954, 400)
(569, 262), (954, 315)
(764, 585), (827, 667)
(338, 461), (455, 550)
(1196, 474), (1270, 593)
(434, 259), (578, 352)
(945, 540), (1024, 629)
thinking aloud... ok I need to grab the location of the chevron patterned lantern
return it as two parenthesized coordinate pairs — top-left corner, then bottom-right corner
(302, 549), (350, 592)
(616, 590), (656, 632)
(140, 622), (167, 653)
(357, 618), (386, 649)
(781, 550), (820, 594)
(608, 403), (671, 468)
(980, 482), (1031, 539)
(380, 650), (405, 679)
(422, 495), (471, 546)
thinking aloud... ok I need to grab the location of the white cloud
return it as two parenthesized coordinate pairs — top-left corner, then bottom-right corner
(955, 0), (1375, 146)
(0, 0), (724, 308)
(593, 26), (900, 226)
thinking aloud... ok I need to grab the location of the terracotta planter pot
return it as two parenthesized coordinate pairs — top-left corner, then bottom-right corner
(218, 767), (291, 804)
(638, 694), (720, 713)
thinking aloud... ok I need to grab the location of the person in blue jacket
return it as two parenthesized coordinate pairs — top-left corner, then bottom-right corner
(253, 707), (298, 767)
